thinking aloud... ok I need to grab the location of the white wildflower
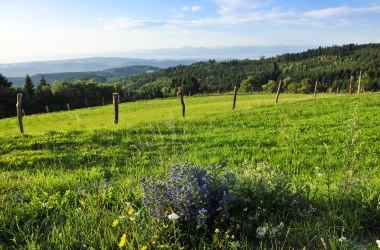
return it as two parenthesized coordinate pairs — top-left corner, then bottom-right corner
(376, 240), (380, 248)
(41, 202), (49, 208)
(317, 173), (324, 177)
(339, 236), (348, 242)
(168, 213), (179, 220)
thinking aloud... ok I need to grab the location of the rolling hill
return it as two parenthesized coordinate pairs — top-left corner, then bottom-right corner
(8, 65), (161, 86)
(0, 57), (197, 78)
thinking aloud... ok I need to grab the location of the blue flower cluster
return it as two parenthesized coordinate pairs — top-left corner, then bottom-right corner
(141, 163), (237, 231)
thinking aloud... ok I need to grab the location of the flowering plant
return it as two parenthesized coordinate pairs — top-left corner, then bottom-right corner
(140, 163), (237, 236)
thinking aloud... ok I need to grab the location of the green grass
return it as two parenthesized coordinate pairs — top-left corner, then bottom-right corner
(0, 93), (379, 249)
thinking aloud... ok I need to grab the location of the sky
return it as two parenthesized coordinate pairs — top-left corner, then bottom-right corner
(0, 0), (379, 63)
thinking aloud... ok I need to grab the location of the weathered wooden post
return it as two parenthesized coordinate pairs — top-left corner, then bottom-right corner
(45, 105), (49, 113)
(16, 93), (24, 134)
(314, 80), (318, 98)
(275, 80), (283, 104)
(178, 87), (185, 117)
(22, 109), (26, 116)
(349, 76), (354, 95)
(113, 92), (119, 124)
(232, 85), (238, 109)
(357, 71), (362, 94)
(67, 103), (70, 111)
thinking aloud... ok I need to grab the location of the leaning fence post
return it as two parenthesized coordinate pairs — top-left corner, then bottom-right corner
(275, 80), (283, 104)
(314, 80), (318, 98)
(16, 93), (24, 134)
(232, 85), (238, 109)
(113, 92), (119, 124)
(67, 103), (70, 111)
(178, 87), (185, 117)
(45, 105), (49, 113)
(349, 76), (354, 95)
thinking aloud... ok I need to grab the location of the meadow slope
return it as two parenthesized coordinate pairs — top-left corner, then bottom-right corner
(0, 93), (379, 249)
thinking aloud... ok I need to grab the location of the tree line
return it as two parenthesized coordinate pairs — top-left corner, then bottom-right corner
(0, 75), (126, 118)
(1, 43), (379, 119)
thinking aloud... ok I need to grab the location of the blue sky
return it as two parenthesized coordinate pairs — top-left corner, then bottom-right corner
(0, 0), (379, 63)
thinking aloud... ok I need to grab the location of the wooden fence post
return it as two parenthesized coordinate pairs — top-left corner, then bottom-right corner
(178, 87), (185, 117)
(275, 80), (283, 104)
(45, 105), (49, 113)
(232, 85), (238, 109)
(314, 80), (318, 98)
(113, 92), (119, 124)
(67, 103), (70, 111)
(357, 71), (362, 94)
(349, 76), (354, 95)
(16, 93), (24, 134)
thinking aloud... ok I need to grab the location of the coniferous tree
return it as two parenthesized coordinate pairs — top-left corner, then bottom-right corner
(0, 73), (12, 88)
(35, 75), (53, 111)
(0, 73), (17, 118)
(39, 75), (47, 88)
(22, 74), (35, 97)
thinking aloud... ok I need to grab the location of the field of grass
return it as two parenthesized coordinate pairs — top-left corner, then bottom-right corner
(1, 93), (379, 249)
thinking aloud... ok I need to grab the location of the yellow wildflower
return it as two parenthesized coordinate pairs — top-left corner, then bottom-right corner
(140, 245), (147, 250)
(128, 207), (136, 216)
(112, 219), (119, 227)
(243, 207), (248, 212)
(215, 228), (220, 233)
(231, 235), (235, 239)
(118, 234), (127, 248)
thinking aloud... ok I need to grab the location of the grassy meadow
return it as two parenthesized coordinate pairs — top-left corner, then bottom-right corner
(0, 93), (379, 249)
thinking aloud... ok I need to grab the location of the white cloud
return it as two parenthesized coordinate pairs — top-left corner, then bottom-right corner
(182, 5), (203, 12)
(100, 17), (164, 30)
(97, 3), (379, 33)
(305, 6), (380, 18)
(191, 5), (203, 12)
(211, 0), (266, 14)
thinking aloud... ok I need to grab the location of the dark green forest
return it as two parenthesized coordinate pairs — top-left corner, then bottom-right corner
(1, 43), (379, 118)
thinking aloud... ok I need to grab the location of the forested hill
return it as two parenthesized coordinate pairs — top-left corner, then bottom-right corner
(112, 43), (379, 98)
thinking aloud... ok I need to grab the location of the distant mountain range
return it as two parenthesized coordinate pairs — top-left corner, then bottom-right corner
(0, 57), (197, 78)
(7, 65), (161, 87)
(0, 45), (314, 79)
(120, 45), (313, 60)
